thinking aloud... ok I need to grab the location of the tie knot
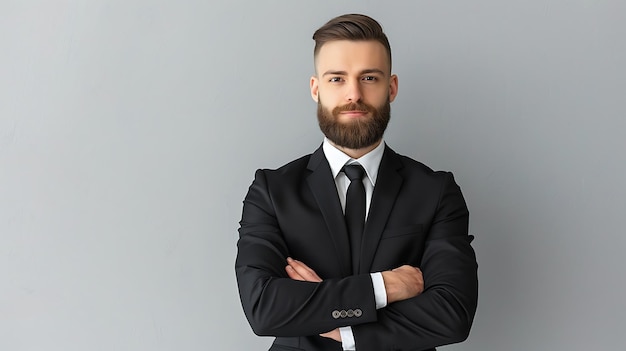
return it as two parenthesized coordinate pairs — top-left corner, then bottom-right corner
(343, 164), (365, 181)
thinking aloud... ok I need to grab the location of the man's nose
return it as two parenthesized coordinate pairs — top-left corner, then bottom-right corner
(345, 80), (362, 102)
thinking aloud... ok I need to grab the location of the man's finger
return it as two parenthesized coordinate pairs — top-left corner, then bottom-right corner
(319, 328), (342, 342)
(285, 265), (306, 281)
(286, 257), (322, 282)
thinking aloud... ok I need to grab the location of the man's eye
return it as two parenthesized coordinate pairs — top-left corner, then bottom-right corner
(329, 77), (343, 82)
(363, 76), (377, 81)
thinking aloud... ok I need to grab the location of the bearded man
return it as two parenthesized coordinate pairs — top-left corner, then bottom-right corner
(235, 14), (478, 351)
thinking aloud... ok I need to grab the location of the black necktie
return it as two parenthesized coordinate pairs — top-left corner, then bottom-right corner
(343, 164), (366, 273)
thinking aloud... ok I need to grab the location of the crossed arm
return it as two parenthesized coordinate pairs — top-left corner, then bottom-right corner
(236, 169), (478, 350)
(285, 257), (425, 342)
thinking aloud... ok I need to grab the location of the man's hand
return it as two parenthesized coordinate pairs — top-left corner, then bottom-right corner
(319, 328), (342, 343)
(381, 265), (424, 304)
(285, 257), (322, 282)
(285, 258), (341, 342)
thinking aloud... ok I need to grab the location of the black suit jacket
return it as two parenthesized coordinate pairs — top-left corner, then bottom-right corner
(236, 145), (478, 351)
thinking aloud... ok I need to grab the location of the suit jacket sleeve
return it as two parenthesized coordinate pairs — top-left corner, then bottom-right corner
(235, 169), (378, 337)
(351, 172), (478, 351)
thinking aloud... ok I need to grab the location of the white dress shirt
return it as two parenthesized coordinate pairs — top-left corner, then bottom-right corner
(322, 138), (388, 351)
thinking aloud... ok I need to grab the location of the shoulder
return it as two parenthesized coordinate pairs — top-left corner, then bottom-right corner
(257, 153), (312, 177)
(255, 144), (325, 178)
(386, 146), (452, 179)
(388, 148), (467, 212)
(384, 147), (463, 199)
(250, 152), (318, 191)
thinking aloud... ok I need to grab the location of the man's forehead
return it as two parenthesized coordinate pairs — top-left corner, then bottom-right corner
(314, 40), (390, 74)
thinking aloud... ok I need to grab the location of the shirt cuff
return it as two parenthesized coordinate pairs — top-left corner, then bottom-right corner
(370, 272), (387, 309)
(339, 326), (355, 350)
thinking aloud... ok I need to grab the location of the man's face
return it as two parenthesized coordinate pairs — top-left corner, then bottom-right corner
(310, 40), (398, 149)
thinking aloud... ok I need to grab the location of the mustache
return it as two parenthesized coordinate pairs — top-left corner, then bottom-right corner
(332, 101), (376, 114)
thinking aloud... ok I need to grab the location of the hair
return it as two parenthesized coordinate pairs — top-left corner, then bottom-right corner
(312, 14), (392, 71)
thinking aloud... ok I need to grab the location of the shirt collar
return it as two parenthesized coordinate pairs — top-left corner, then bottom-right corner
(322, 137), (385, 186)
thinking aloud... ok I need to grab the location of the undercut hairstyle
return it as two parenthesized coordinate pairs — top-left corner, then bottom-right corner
(312, 14), (392, 72)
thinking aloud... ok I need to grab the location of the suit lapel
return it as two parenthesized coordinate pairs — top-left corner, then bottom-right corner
(306, 146), (352, 277)
(359, 146), (404, 274)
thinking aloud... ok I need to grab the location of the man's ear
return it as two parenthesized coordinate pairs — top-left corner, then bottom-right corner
(310, 76), (319, 103)
(389, 74), (399, 102)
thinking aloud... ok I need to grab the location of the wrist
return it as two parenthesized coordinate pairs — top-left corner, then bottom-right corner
(381, 270), (398, 303)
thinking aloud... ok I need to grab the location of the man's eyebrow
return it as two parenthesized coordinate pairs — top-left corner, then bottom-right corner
(322, 70), (347, 77)
(321, 69), (386, 77)
(360, 69), (385, 75)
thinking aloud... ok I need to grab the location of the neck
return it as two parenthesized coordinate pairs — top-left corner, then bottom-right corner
(330, 139), (382, 159)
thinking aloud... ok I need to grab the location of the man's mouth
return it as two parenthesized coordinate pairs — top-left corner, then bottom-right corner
(339, 110), (368, 117)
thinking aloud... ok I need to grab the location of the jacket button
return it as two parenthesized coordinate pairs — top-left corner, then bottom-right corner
(340, 310), (348, 318)
(332, 310), (341, 319)
(354, 309), (362, 317)
(347, 309), (355, 317)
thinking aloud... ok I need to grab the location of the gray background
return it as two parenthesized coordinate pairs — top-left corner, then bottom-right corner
(1, 1), (625, 350)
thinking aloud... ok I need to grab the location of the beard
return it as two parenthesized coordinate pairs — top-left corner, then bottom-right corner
(317, 98), (391, 150)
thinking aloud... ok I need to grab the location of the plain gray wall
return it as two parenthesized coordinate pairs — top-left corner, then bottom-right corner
(2, 1), (625, 350)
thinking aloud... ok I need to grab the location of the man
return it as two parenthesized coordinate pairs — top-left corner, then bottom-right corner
(235, 14), (478, 351)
